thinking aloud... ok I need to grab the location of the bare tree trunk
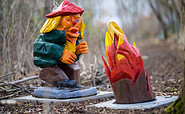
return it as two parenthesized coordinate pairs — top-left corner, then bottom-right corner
(171, 0), (180, 34)
(44, 0), (52, 16)
(165, 0), (185, 113)
(148, 0), (168, 40)
(171, 0), (180, 23)
(181, 0), (185, 111)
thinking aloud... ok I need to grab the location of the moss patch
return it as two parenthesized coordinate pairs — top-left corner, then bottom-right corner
(165, 98), (184, 114)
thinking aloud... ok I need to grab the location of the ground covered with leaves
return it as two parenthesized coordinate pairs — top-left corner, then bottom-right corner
(0, 38), (184, 113)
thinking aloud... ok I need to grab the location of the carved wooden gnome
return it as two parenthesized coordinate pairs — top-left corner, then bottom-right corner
(101, 22), (155, 104)
(33, 0), (88, 86)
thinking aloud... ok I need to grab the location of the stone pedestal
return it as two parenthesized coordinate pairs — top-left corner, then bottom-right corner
(33, 87), (97, 99)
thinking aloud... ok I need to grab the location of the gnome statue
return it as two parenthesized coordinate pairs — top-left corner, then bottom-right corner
(33, 0), (97, 99)
(101, 22), (155, 104)
(33, 0), (87, 87)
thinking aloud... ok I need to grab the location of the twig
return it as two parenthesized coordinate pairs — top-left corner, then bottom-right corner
(0, 76), (39, 86)
(0, 71), (16, 79)
(0, 88), (21, 93)
(0, 90), (22, 100)
(93, 55), (98, 75)
(12, 84), (33, 95)
(0, 87), (5, 91)
(90, 64), (96, 86)
(79, 56), (86, 70)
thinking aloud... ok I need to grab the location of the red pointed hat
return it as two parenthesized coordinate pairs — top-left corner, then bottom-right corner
(45, 0), (84, 18)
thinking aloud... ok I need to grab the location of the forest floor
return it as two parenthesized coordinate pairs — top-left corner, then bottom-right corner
(0, 38), (184, 114)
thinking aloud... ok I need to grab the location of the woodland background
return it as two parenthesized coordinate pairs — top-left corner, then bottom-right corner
(0, 0), (182, 81)
(0, 0), (185, 113)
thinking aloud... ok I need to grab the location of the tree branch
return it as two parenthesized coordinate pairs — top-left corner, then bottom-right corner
(0, 76), (39, 86)
(0, 71), (16, 79)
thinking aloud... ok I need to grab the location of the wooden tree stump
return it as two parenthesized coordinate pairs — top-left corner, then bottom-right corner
(112, 72), (155, 104)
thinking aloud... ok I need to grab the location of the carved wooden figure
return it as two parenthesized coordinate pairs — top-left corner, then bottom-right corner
(101, 22), (155, 104)
(33, 0), (88, 86)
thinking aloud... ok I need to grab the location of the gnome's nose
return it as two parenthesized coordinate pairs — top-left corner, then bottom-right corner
(73, 19), (79, 25)
(73, 21), (77, 25)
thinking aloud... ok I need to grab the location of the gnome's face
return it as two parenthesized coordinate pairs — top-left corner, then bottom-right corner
(61, 14), (81, 30)
(57, 14), (81, 41)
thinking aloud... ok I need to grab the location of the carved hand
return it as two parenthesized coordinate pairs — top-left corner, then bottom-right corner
(76, 41), (88, 55)
(60, 50), (77, 64)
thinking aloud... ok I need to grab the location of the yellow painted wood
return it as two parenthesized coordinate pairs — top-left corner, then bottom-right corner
(40, 16), (61, 33)
(117, 54), (124, 61)
(79, 21), (85, 38)
(133, 42), (137, 48)
(64, 39), (77, 53)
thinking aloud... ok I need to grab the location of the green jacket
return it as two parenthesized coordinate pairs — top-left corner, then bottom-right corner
(33, 30), (81, 68)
